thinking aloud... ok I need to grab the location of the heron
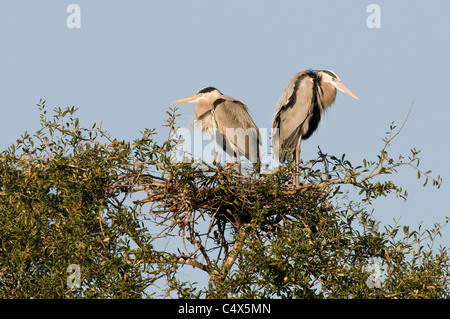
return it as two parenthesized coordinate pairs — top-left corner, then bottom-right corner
(272, 70), (359, 186)
(174, 87), (261, 172)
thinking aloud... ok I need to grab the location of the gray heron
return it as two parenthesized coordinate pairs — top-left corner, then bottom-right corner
(175, 87), (261, 173)
(272, 70), (359, 186)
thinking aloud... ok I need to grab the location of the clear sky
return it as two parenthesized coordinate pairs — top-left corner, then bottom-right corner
(1, 1), (449, 287)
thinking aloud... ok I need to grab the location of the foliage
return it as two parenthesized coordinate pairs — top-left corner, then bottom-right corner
(0, 100), (447, 298)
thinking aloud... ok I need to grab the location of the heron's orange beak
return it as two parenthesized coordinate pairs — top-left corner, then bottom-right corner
(174, 95), (199, 103)
(335, 81), (359, 100)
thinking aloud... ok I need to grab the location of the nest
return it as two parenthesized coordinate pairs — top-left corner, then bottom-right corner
(133, 162), (327, 238)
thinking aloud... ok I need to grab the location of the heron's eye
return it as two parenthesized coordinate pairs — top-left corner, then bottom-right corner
(332, 77), (337, 82)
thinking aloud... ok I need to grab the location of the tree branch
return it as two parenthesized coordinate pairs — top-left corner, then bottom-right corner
(221, 226), (248, 275)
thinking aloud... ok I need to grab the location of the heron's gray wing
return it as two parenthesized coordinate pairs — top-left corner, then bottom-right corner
(272, 72), (314, 162)
(212, 96), (261, 168)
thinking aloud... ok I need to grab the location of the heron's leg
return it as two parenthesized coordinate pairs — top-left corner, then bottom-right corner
(232, 136), (241, 174)
(233, 144), (241, 174)
(237, 153), (241, 173)
(294, 134), (302, 186)
(213, 149), (221, 165)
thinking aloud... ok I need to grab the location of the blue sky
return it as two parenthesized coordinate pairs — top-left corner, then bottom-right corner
(1, 1), (449, 290)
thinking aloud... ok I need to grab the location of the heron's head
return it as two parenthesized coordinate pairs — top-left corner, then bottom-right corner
(174, 87), (222, 104)
(319, 70), (359, 100)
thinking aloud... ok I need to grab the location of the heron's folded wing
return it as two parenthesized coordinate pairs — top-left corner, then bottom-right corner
(272, 72), (314, 161)
(212, 96), (261, 165)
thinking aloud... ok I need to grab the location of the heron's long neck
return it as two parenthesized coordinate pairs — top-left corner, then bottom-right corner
(195, 99), (213, 133)
(319, 81), (337, 109)
(195, 99), (212, 118)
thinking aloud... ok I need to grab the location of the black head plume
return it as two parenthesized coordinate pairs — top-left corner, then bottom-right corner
(196, 87), (222, 95)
